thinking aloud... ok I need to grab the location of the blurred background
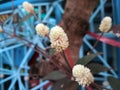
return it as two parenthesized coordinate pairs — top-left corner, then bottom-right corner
(0, 0), (120, 90)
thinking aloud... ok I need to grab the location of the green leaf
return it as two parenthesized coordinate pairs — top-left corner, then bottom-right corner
(87, 63), (109, 74)
(51, 78), (78, 90)
(108, 76), (120, 90)
(76, 52), (102, 65)
(43, 71), (67, 81)
(47, 48), (55, 55)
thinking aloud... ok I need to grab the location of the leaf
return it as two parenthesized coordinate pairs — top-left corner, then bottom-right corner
(43, 71), (67, 81)
(47, 48), (55, 55)
(86, 63), (109, 74)
(108, 76), (120, 90)
(76, 52), (102, 65)
(51, 78), (78, 90)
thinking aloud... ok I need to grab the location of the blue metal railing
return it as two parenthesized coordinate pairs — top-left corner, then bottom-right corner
(80, 0), (118, 84)
(112, 0), (120, 78)
(0, 0), (55, 12)
(89, 0), (107, 32)
(0, 0), (120, 90)
(0, 0), (64, 90)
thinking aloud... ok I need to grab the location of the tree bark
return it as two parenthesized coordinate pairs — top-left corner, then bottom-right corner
(61, 0), (99, 62)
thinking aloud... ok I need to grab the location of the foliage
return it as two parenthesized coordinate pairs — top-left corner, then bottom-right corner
(76, 52), (102, 65)
(108, 76), (120, 90)
(1, 1), (120, 90)
(52, 78), (79, 90)
(86, 63), (109, 74)
(43, 71), (67, 81)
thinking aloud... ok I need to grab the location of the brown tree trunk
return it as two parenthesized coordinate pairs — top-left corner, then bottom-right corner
(61, 0), (99, 62)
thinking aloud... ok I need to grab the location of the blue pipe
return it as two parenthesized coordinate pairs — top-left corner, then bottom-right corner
(112, 0), (120, 24)
(31, 81), (49, 90)
(89, 0), (107, 32)
(0, 68), (13, 74)
(112, 0), (120, 78)
(18, 76), (26, 90)
(0, 44), (24, 53)
(0, 54), (4, 90)
(83, 37), (118, 78)
(8, 76), (17, 90)
(0, 75), (15, 84)
(0, 0), (55, 12)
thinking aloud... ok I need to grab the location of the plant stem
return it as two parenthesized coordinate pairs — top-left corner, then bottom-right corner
(61, 51), (72, 72)
(3, 31), (50, 58)
(89, 32), (104, 53)
(32, 11), (41, 23)
(91, 83), (111, 90)
(3, 30), (71, 76)
(49, 56), (71, 76)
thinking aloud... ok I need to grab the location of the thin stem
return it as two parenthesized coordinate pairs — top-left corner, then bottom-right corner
(21, 42), (43, 55)
(3, 31), (69, 74)
(32, 11), (41, 23)
(49, 57), (71, 76)
(12, 0), (16, 36)
(91, 83), (111, 90)
(16, 37), (49, 58)
(61, 51), (72, 72)
(91, 83), (102, 90)
(3, 31), (50, 58)
(89, 32), (104, 53)
(35, 45), (50, 58)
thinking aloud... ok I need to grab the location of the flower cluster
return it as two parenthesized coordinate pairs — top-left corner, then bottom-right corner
(99, 16), (112, 32)
(35, 24), (69, 52)
(22, 1), (34, 13)
(49, 26), (69, 52)
(35, 23), (49, 37)
(72, 64), (94, 87)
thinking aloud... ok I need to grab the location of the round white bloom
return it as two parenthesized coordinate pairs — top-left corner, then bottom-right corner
(49, 26), (69, 52)
(72, 64), (94, 87)
(22, 1), (34, 13)
(103, 81), (110, 87)
(35, 23), (49, 37)
(0, 74), (4, 78)
(99, 16), (112, 32)
(24, 76), (29, 81)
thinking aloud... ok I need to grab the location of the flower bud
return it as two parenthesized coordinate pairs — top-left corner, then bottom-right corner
(99, 16), (112, 32)
(22, 1), (34, 13)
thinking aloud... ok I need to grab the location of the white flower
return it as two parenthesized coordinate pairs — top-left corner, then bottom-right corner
(24, 76), (29, 81)
(22, 1), (34, 13)
(72, 64), (94, 87)
(49, 26), (69, 52)
(0, 26), (3, 32)
(0, 74), (4, 78)
(35, 23), (49, 37)
(99, 16), (112, 32)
